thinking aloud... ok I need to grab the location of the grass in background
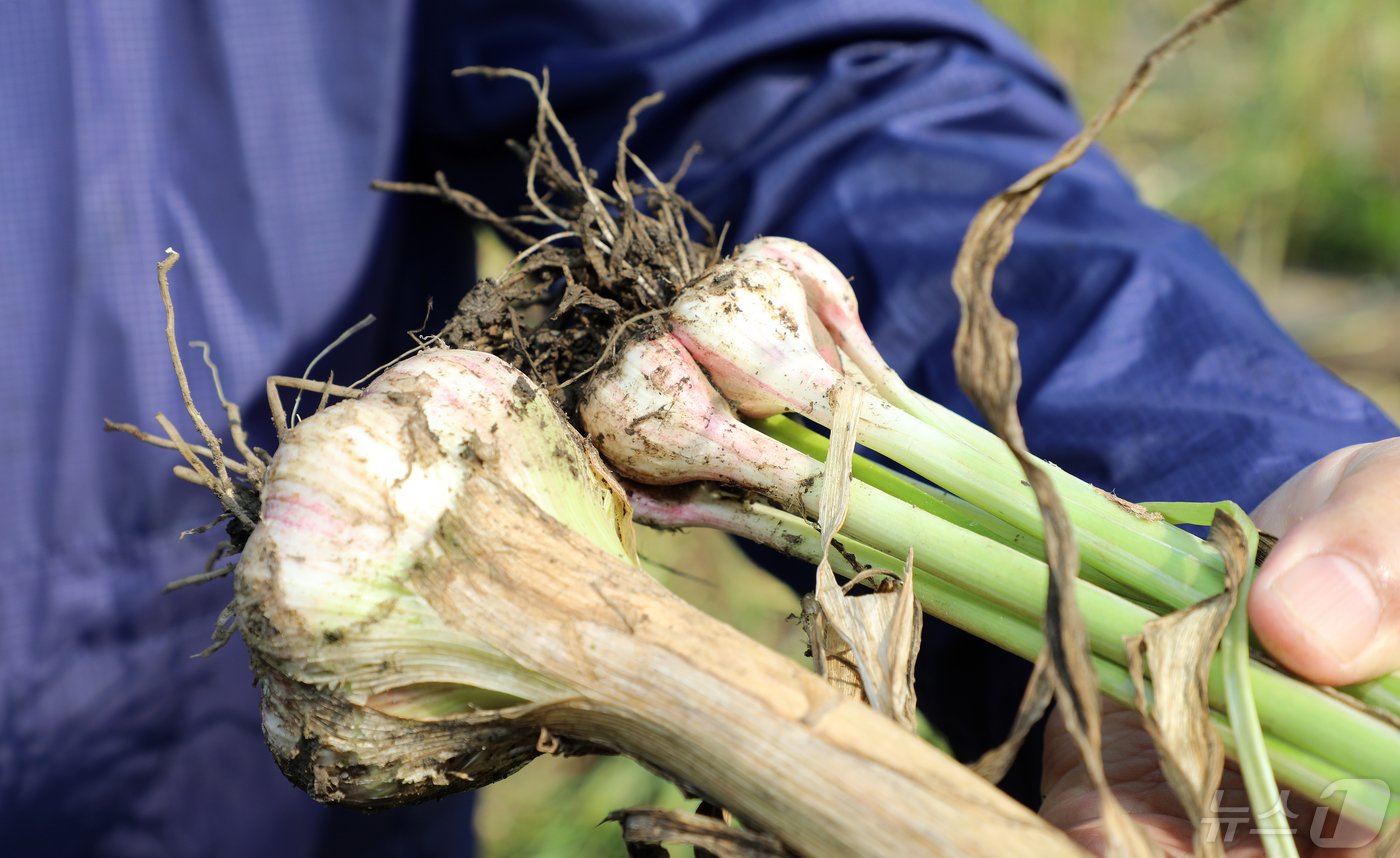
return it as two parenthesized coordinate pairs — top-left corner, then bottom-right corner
(987, 0), (1400, 419)
(984, 0), (1400, 293)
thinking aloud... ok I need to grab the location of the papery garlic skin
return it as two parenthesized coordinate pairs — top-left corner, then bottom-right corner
(666, 254), (1013, 512)
(237, 349), (632, 710)
(372, 350), (634, 564)
(736, 236), (904, 401)
(807, 305), (844, 372)
(579, 333), (812, 509)
(669, 259), (843, 420)
(736, 237), (862, 339)
(736, 236), (1013, 452)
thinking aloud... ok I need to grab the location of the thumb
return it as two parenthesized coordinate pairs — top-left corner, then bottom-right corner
(1248, 439), (1400, 686)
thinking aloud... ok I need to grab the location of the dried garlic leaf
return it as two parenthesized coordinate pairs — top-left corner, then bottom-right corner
(813, 551), (923, 730)
(804, 591), (866, 706)
(1125, 598), (1232, 858)
(972, 653), (1052, 783)
(815, 379), (861, 548)
(808, 383), (923, 731)
(946, 3), (1243, 855)
(806, 378), (863, 696)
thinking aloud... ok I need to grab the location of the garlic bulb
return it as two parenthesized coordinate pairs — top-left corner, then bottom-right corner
(236, 349), (630, 804)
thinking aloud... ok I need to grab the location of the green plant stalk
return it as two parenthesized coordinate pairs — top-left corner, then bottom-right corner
(756, 415), (1163, 610)
(1144, 501), (1400, 723)
(809, 391), (1226, 609)
(1119, 499), (1297, 854)
(704, 500), (1396, 829)
(793, 476), (1400, 805)
(951, 588), (1397, 829)
(1217, 506), (1297, 858)
(1380, 674), (1400, 698)
(1344, 677), (1400, 720)
(761, 416), (1400, 722)
(755, 415), (1046, 557)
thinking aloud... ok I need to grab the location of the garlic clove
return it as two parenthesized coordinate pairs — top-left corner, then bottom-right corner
(669, 258), (842, 420)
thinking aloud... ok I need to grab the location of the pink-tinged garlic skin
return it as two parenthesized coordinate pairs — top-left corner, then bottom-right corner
(733, 243), (844, 370)
(736, 236), (892, 377)
(627, 483), (808, 560)
(242, 381), (465, 652)
(236, 349), (616, 704)
(669, 259), (842, 420)
(737, 236), (939, 421)
(807, 305), (843, 371)
(579, 333), (810, 506)
(667, 254), (972, 501)
(624, 483), (790, 549)
(623, 482), (728, 530)
(737, 236), (861, 322)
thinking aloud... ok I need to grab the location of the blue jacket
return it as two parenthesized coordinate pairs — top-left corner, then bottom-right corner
(2, 1), (1393, 855)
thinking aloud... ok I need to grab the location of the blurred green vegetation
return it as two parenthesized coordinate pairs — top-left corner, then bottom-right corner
(983, 0), (1400, 293)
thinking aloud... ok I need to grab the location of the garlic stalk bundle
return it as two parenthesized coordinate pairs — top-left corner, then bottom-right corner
(580, 331), (1135, 643)
(625, 483), (1400, 830)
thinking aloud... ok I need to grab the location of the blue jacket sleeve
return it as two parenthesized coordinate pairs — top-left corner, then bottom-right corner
(3, 0), (1394, 855)
(0, 4), (476, 857)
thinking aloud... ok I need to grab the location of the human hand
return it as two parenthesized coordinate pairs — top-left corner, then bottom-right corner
(1249, 439), (1400, 686)
(1040, 438), (1400, 855)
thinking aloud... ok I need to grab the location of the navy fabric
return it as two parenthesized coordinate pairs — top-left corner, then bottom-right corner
(1, 1), (1393, 855)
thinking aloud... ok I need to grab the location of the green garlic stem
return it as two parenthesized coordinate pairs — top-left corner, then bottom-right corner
(689, 498), (1395, 831)
(753, 414), (1043, 556)
(1218, 511), (1298, 858)
(806, 478), (1400, 809)
(841, 391), (1224, 610)
(1343, 677), (1400, 721)
(754, 414), (1162, 608)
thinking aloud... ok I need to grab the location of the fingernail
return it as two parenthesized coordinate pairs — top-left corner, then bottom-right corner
(1264, 554), (1381, 665)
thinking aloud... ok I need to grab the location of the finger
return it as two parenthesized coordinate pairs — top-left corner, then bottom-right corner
(1039, 704), (1374, 856)
(1249, 440), (1400, 686)
(1039, 704), (1199, 856)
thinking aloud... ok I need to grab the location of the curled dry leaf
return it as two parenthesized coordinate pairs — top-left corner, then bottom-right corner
(946, 2), (1246, 855)
(808, 553), (924, 733)
(1125, 586), (1236, 858)
(972, 654), (1052, 784)
(807, 382), (923, 732)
